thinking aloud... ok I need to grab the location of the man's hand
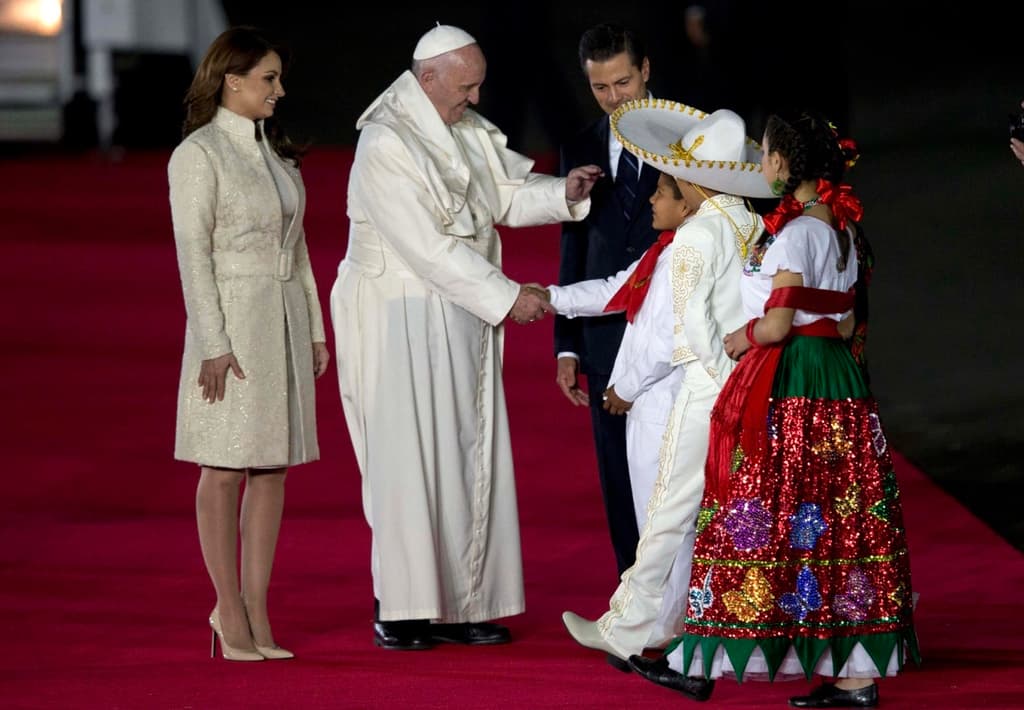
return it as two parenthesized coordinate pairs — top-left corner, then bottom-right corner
(1012, 100), (1024, 164)
(565, 165), (603, 202)
(508, 284), (554, 324)
(556, 356), (589, 406)
(602, 385), (632, 415)
(1012, 137), (1024, 164)
(198, 352), (245, 403)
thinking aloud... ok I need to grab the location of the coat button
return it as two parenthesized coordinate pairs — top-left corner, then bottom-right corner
(626, 246), (636, 254)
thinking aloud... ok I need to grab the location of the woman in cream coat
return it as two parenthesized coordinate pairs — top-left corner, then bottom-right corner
(168, 27), (328, 662)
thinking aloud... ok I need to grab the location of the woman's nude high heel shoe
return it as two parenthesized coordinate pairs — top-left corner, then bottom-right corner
(254, 643), (295, 660)
(209, 608), (264, 662)
(241, 599), (294, 660)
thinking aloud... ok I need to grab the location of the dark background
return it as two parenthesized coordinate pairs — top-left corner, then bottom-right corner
(81, 1), (1024, 549)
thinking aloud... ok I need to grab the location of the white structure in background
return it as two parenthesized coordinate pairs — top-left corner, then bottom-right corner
(82, 0), (226, 149)
(0, 0), (226, 145)
(0, 0), (70, 140)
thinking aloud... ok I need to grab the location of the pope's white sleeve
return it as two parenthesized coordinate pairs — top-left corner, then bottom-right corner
(501, 172), (590, 226)
(350, 128), (519, 326)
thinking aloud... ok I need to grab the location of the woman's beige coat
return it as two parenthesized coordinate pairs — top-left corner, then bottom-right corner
(169, 107), (325, 469)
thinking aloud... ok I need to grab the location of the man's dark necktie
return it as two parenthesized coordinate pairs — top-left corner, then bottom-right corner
(615, 148), (640, 221)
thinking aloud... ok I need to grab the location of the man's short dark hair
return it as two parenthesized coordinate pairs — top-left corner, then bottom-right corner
(578, 23), (646, 73)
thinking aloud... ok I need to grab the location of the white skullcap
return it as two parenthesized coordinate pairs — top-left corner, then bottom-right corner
(412, 23), (477, 61)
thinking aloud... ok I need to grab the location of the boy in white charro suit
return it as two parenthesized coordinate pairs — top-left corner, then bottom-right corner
(544, 104), (772, 686)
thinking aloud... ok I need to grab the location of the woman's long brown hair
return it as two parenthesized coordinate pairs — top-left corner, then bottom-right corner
(182, 26), (307, 166)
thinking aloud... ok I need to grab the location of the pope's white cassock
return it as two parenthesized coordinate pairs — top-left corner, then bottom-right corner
(331, 70), (588, 623)
(550, 194), (760, 656)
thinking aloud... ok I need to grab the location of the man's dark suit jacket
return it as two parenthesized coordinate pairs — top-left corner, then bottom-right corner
(555, 115), (662, 373)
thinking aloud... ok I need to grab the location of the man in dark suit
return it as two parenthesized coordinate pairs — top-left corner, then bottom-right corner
(555, 24), (661, 578)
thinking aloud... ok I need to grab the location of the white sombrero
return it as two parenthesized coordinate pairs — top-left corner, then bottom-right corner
(610, 99), (774, 199)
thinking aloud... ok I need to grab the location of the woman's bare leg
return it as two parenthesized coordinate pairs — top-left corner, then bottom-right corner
(196, 466), (255, 651)
(240, 467), (287, 647)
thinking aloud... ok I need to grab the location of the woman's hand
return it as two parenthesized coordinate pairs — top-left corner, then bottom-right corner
(313, 342), (330, 378)
(199, 353), (245, 403)
(723, 326), (751, 361)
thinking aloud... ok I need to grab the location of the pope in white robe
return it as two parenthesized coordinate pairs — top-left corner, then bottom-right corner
(330, 28), (595, 629)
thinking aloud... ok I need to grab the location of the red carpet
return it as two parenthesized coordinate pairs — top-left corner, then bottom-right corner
(1, 149), (1022, 708)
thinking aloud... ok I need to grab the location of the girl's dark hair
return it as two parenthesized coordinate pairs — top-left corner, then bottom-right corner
(182, 26), (307, 166)
(764, 110), (848, 194)
(761, 109), (856, 267)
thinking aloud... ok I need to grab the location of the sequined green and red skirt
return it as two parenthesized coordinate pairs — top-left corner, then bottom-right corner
(671, 333), (919, 681)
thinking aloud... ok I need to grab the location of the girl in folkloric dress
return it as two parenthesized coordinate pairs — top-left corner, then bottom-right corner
(169, 27), (329, 662)
(629, 110), (918, 708)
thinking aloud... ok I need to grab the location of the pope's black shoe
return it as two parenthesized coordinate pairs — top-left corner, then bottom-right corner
(372, 599), (433, 650)
(429, 622), (511, 645)
(373, 620), (435, 650)
(627, 655), (715, 702)
(789, 683), (879, 708)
